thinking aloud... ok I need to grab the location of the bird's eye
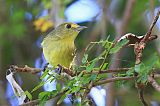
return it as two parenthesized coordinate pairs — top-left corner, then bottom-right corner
(66, 24), (71, 29)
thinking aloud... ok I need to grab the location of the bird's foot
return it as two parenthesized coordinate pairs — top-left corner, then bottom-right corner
(43, 63), (49, 72)
(57, 64), (63, 74)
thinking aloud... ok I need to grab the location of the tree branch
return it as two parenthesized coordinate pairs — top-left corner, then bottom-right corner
(138, 89), (148, 106)
(133, 9), (160, 106)
(142, 9), (160, 43)
(57, 64), (75, 77)
(148, 75), (160, 92)
(10, 65), (42, 74)
(93, 74), (160, 90)
(85, 68), (130, 74)
(9, 65), (131, 76)
(93, 76), (135, 87)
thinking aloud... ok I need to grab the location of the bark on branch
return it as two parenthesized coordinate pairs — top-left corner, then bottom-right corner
(134, 9), (160, 106)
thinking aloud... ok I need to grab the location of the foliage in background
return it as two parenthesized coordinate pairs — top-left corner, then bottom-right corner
(0, 0), (160, 106)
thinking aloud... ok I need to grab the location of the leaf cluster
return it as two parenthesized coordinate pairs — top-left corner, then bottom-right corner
(28, 37), (136, 105)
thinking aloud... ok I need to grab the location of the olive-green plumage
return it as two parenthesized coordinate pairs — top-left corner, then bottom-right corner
(41, 22), (86, 68)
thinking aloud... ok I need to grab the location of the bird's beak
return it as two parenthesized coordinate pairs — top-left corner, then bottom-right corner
(76, 26), (87, 31)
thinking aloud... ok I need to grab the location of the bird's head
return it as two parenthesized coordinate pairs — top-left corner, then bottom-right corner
(55, 22), (87, 40)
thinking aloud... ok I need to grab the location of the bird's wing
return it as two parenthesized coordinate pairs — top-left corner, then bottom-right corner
(46, 30), (63, 40)
(41, 30), (62, 47)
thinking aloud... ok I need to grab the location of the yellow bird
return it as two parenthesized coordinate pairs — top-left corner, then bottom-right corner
(41, 22), (86, 68)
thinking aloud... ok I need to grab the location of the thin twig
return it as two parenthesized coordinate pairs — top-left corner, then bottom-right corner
(142, 9), (160, 43)
(11, 65), (42, 74)
(57, 64), (74, 77)
(93, 76), (135, 87)
(134, 9), (160, 106)
(153, 74), (160, 78)
(85, 68), (130, 74)
(9, 65), (131, 76)
(138, 89), (148, 106)
(93, 73), (160, 89)
(148, 75), (160, 92)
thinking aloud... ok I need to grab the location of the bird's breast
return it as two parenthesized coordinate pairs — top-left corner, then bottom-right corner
(42, 39), (75, 68)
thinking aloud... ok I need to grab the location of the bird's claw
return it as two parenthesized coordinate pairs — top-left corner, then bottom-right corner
(43, 63), (49, 72)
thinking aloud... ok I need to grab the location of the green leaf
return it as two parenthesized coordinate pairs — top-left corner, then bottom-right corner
(38, 90), (58, 101)
(135, 63), (144, 73)
(39, 92), (49, 105)
(47, 73), (55, 81)
(86, 60), (96, 72)
(102, 39), (112, 50)
(135, 54), (159, 83)
(145, 53), (158, 70)
(40, 69), (49, 80)
(51, 90), (58, 97)
(97, 73), (108, 80)
(65, 79), (76, 90)
(56, 83), (61, 92)
(100, 63), (108, 70)
(24, 91), (32, 100)
(31, 81), (45, 93)
(90, 74), (97, 81)
(137, 73), (148, 83)
(57, 90), (71, 105)
(71, 86), (80, 93)
(78, 71), (84, 77)
(57, 94), (66, 105)
(39, 91), (50, 100)
(110, 39), (129, 53)
(81, 75), (91, 85)
(82, 54), (88, 64)
(126, 67), (134, 76)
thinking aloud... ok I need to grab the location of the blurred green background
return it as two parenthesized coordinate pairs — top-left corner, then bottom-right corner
(0, 0), (160, 106)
